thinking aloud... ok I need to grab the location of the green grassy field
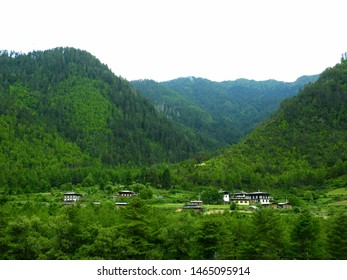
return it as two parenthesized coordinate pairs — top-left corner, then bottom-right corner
(325, 188), (347, 206)
(326, 187), (347, 196)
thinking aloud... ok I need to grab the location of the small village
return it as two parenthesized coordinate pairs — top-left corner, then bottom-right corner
(63, 190), (292, 212)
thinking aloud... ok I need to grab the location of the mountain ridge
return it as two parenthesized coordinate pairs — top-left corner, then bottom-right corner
(1, 46), (343, 195)
(0, 47), (205, 191)
(132, 74), (318, 150)
(172, 59), (347, 193)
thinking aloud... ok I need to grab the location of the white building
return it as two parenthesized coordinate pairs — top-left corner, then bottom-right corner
(230, 191), (272, 205)
(221, 191), (230, 203)
(248, 192), (271, 204)
(63, 192), (83, 204)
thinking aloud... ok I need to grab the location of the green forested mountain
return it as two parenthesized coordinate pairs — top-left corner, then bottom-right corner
(174, 59), (347, 193)
(131, 79), (220, 151)
(132, 75), (318, 149)
(0, 48), (201, 164)
(0, 48), (204, 191)
(2, 49), (347, 261)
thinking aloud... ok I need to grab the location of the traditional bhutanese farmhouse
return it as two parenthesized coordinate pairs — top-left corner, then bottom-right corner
(248, 192), (271, 204)
(190, 200), (203, 206)
(118, 190), (136, 197)
(231, 192), (251, 205)
(230, 191), (272, 205)
(277, 201), (292, 209)
(263, 202), (278, 209)
(182, 204), (204, 212)
(182, 200), (204, 212)
(63, 192), (83, 205)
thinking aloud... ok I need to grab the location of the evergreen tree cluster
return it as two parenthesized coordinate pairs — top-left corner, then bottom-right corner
(0, 200), (345, 260)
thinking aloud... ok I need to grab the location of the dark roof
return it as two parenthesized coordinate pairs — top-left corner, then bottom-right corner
(233, 192), (248, 195)
(248, 192), (269, 195)
(64, 192), (83, 196)
(278, 202), (291, 205)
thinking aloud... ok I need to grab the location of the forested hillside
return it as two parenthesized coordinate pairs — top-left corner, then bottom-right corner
(174, 58), (347, 193)
(0, 48), (203, 192)
(1, 48), (347, 260)
(0, 48), (203, 165)
(132, 75), (318, 149)
(131, 79), (220, 151)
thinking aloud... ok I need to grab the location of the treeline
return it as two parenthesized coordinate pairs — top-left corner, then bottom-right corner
(0, 198), (346, 260)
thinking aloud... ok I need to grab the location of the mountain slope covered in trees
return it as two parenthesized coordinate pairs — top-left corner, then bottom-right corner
(131, 79), (220, 151)
(0, 48), (202, 164)
(174, 58), (347, 193)
(0, 48), (206, 192)
(132, 75), (318, 149)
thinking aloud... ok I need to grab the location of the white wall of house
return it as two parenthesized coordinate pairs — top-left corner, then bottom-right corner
(64, 193), (81, 202)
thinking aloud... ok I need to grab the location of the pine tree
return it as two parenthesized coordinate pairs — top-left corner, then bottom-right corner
(290, 209), (325, 259)
(327, 212), (347, 259)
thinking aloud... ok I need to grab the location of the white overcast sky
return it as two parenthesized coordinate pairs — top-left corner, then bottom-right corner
(1, 0), (347, 82)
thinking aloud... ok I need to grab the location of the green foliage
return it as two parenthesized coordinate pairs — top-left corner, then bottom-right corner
(0, 48), (212, 192)
(230, 202), (237, 210)
(193, 218), (223, 259)
(1, 47), (347, 260)
(160, 168), (171, 189)
(1, 197), (341, 260)
(238, 209), (290, 259)
(132, 76), (318, 151)
(174, 59), (347, 192)
(327, 212), (347, 259)
(290, 209), (326, 259)
(138, 187), (153, 200)
(201, 187), (223, 204)
(0, 48), (201, 172)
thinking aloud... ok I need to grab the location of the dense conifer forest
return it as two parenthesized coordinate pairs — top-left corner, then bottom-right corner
(173, 57), (347, 193)
(1, 48), (347, 260)
(132, 75), (318, 150)
(1, 197), (346, 260)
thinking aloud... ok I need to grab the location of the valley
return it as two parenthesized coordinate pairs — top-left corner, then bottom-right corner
(1, 48), (347, 260)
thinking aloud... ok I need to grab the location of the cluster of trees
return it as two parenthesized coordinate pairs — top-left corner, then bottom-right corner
(0, 198), (346, 260)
